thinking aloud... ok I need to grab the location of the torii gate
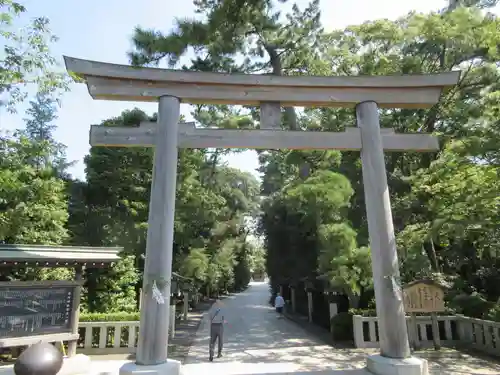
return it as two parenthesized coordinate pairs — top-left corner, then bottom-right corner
(64, 56), (459, 375)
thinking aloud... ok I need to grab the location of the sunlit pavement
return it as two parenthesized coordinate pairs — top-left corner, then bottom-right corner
(180, 282), (500, 375)
(181, 282), (369, 375)
(79, 281), (500, 375)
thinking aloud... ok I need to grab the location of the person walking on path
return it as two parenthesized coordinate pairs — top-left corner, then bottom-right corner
(209, 299), (226, 361)
(274, 293), (285, 318)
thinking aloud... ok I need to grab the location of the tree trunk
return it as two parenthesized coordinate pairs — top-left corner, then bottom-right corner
(423, 240), (440, 272)
(263, 43), (311, 180)
(264, 44), (298, 131)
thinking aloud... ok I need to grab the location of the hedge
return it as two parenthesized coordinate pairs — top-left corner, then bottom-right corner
(80, 312), (140, 322)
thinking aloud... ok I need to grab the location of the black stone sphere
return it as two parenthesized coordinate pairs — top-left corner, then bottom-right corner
(14, 342), (64, 375)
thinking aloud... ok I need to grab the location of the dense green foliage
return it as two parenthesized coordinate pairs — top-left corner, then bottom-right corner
(79, 312), (140, 322)
(128, 0), (500, 324)
(0, 1), (69, 112)
(2, 0), (500, 326)
(1, 1), (262, 312)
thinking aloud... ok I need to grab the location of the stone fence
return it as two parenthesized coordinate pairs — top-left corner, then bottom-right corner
(73, 310), (500, 356)
(76, 308), (176, 355)
(353, 314), (500, 357)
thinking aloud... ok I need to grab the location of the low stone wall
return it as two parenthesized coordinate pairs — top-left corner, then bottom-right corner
(77, 308), (176, 355)
(352, 314), (500, 357)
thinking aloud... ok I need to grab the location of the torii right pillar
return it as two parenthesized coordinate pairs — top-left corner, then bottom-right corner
(356, 101), (424, 375)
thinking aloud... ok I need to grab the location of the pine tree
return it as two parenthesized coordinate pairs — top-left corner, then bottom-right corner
(21, 92), (72, 176)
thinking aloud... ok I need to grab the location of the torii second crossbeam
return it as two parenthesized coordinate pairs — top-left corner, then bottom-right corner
(89, 122), (439, 152)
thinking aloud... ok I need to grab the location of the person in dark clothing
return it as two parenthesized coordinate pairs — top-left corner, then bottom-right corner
(209, 300), (225, 361)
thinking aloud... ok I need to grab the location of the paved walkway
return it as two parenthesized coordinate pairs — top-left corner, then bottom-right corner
(182, 281), (369, 375)
(181, 281), (500, 375)
(11, 281), (494, 375)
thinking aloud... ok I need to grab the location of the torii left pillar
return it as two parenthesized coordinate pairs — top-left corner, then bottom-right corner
(121, 95), (181, 375)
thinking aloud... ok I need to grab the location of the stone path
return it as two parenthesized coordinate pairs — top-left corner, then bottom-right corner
(182, 281), (370, 375)
(181, 281), (500, 375)
(168, 300), (214, 362)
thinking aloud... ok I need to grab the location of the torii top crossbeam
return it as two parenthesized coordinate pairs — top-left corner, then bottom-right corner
(64, 56), (460, 109)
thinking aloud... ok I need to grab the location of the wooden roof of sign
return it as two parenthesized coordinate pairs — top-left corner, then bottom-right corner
(64, 56), (461, 109)
(0, 244), (122, 268)
(403, 279), (449, 290)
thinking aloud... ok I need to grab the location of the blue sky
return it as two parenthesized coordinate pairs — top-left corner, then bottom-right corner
(2, 0), (498, 181)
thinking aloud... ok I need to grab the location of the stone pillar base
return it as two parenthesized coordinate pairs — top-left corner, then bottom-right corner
(366, 354), (428, 375)
(120, 360), (181, 375)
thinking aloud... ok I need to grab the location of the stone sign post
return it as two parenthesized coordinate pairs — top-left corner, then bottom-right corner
(64, 56), (459, 375)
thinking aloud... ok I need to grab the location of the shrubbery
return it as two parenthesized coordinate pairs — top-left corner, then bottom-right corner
(449, 293), (498, 320)
(80, 312), (140, 322)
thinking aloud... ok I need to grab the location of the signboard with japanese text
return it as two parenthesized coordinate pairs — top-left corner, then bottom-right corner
(0, 281), (78, 339)
(403, 280), (445, 313)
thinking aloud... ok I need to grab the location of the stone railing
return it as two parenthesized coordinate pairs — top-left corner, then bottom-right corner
(77, 321), (140, 354)
(456, 314), (500, 356)
(77, 309), (176, 354)
(352, 314), (500, 357)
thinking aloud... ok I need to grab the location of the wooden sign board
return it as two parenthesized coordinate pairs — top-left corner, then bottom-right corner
(403, 280), (445, 313)
(0, 281), (79, 344)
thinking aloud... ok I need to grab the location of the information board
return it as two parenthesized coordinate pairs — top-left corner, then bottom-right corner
(403, 281), (445, 313)
(0, 282), (76, 338)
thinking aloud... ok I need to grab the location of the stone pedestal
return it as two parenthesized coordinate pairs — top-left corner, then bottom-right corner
(366, 355), (428, 375)
(119, 359), (181, 375)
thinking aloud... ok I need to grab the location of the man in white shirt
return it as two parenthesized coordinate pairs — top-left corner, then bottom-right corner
(209, 300), (225, 361)
(274, 293), (285, 318)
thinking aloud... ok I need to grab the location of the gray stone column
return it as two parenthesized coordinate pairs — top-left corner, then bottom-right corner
(135, 96), (180, 366)
(356, 101), (411, 359)
(307, 291), (313, 323)
(183, 292), (189, 321)
(67, 266), (83, 356)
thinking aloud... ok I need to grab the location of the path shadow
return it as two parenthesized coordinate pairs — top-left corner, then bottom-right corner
(183, 369), (369, 375)
(418, 350), (500, 375)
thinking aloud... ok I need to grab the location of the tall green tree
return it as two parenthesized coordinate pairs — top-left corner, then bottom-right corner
(21, 92), (72, 176)
(126, 0), (500, 318)
(76, 107), (260, 310)
(0, 134), (69, 245)
(0, 1), (69, 112)
(128, 0), (330, 294)
(130, 0), (324, 130)
(297, 5), (499, 311)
